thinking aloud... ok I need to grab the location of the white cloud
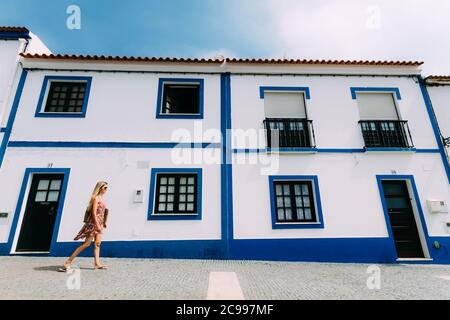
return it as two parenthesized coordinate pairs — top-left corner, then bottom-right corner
(261, 0), (450, 75)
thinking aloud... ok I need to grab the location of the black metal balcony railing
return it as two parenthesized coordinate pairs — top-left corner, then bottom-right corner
(359, 120), (414, 148)
(264, 118), (316, 149)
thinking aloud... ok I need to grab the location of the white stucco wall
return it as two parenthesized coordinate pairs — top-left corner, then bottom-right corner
(230, 74), (450, 240)
(231, 75), (438, 150)
(11, 71), (221, 144)
(427, 85), (450, 157)
(0, 40), (24, 126)
(0, 148), (221, 244)
(232, 152), (450, 239)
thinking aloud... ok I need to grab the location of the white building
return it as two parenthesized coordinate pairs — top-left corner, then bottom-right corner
(1, 27), (449, 263)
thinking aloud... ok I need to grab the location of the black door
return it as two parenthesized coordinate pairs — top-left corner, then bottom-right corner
(381, 180), (424, 258)
(16, 174), (64, 252)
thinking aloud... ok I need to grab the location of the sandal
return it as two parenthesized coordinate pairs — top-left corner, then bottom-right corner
(94, 265), (108, 270)
(58, 266), (73, 273)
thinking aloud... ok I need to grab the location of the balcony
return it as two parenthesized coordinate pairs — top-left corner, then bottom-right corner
(263, 118), (316, 150)
(359, 120), (414, 149)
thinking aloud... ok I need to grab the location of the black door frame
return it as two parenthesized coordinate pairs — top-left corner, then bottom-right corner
(376, 175), (430, 260)
(9, 168), (70, 254)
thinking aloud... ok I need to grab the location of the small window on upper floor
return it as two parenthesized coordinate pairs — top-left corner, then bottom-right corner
(156, 79), (204, 119)
(35, 76), (92, 118)
(45, 82), (87, 113)
(163, 84), (200, 114)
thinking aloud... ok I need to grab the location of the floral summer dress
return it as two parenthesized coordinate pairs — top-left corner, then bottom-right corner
(74, 199), (106, 240)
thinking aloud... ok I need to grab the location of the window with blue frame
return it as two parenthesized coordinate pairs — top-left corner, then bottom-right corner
(148, 168), (202, 220)
(156, 78), (204, 119)
(35, 76), (92, 118)
(268, 175), (324, 229)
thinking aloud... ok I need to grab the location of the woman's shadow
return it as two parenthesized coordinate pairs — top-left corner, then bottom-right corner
(33, 265), (92, 272)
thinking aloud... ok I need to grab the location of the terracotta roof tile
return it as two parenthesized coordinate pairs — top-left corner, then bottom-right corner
(20, 53), (224, 64)
(226, 58), (423, 66)
(20, 53), (423, 67)
(0, 26), (29, 32)
(425, 75), (450, 81)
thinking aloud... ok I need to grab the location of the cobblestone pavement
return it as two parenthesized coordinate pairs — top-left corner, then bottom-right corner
(1, 256), (450, 300)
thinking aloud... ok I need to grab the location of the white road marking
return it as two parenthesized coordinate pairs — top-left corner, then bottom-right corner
(437, 275), (450, 281)
(207, 271), (245, 300)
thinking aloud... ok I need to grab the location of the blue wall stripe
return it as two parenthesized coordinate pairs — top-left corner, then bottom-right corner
(220, 72), (233, 257)
(229, 238), (397, 263)
(0, 70), (28, 168)
(418, 77), (450, 184)
(8, 141), (220, 149)
(233, 148), (440, 153)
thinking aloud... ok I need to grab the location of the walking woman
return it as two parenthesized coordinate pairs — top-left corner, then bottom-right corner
(59, 181), (109, 272)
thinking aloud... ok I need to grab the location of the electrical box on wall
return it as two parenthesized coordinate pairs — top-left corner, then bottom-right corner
(427, 200), (448, 213)
(0, 212), (9, 225)
(134, 189), (144, 203)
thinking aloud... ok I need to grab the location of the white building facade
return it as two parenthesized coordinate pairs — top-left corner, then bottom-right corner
(1, 28), (449, 263)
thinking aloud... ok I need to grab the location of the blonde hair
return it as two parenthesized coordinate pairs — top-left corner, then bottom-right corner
(87, 181), (108, 211)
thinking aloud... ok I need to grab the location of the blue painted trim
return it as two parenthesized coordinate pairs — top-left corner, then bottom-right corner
(260, 86), (310, 99)
(6, 168), (70, 254)
(0, 31), (31, 40)
(34, 76), (92, 118)
(233, 148), (440, 154)
(418, 78), (450, 184)
(415, 149), (441, 153)
(8, 141), (220, 149)
(155, 78), (204, 119)
(229, 238), (397, 263)
(147, 168), (202, 220)
(268, 175), (325, 229)
(316, 148), (365, 153)
(350, 87), (401, 99)
(3, 236), (449, 263)
(365, 147), (416, 152)
(0, 128), (6, 133)
(48, 240), (223, 259)
(266, 147), (318, 153)
(220, 73), (233, 257)
(0, 70), (28, 168)
(376, 175), (430, 259)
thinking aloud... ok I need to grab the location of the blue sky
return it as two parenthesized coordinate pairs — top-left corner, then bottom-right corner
(0, 0), (277, 58)
(1, 0), (450, 74)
